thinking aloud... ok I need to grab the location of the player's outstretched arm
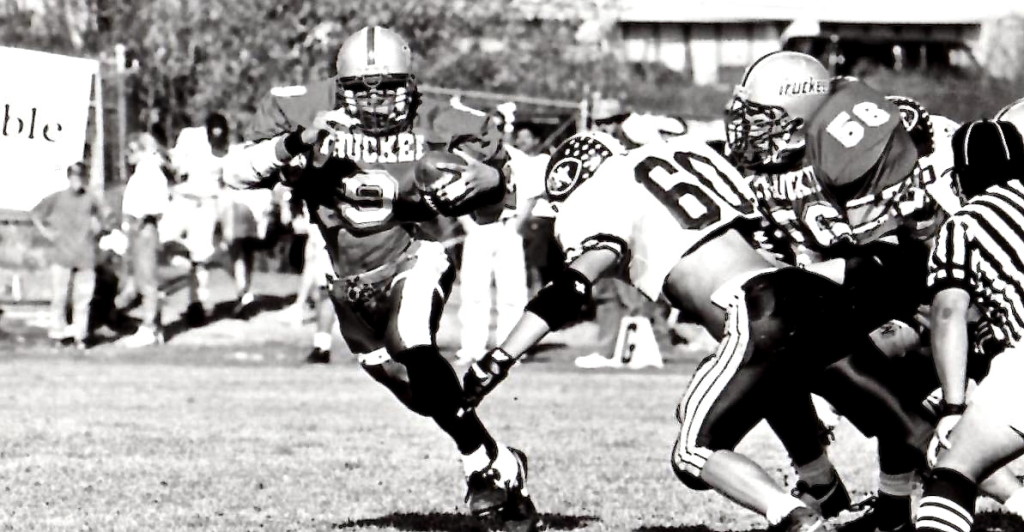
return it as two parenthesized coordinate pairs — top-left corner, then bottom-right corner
(224, 107), (347, 190)
(461, 248), (618, 410)
(928, 287), (971, 460)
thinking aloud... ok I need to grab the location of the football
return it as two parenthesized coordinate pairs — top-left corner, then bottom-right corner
(413, 150), (467, 191)
(414, 150), (484, 216)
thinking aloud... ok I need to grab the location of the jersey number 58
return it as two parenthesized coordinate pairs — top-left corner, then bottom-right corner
(826, 101), (891, 148)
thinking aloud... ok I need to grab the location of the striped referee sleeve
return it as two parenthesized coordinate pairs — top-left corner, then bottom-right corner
(927, 217), (971, 295)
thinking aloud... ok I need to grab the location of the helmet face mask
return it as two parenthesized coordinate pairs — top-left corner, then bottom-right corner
(725, 51), (830, 171)
(725, 93), (805, 170)
(335, 26), (418, 137)
(337, 74), (415, 137)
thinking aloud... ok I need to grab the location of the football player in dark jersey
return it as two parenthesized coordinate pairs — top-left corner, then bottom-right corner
(728, 51), (1024, 530)
(224, 26), (536, 531)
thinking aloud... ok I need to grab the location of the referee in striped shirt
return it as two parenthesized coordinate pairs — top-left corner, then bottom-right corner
(917, 119), (1024, 532)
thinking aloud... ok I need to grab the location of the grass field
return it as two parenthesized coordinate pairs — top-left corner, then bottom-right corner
(1, 271), (1022, 531)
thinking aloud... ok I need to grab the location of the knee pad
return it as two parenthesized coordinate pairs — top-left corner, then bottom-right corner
(391, 345), (462, 418)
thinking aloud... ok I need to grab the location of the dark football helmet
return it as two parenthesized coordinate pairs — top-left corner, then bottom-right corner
(886, 95), (936, 157)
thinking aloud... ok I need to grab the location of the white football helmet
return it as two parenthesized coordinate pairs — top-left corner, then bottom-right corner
(335, 26), (417, 136)
(544, 131), (625, 207)
(726, 51), (831, 170)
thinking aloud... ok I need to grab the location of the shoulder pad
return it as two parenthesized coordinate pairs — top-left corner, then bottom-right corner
(807, 80), (904, 186)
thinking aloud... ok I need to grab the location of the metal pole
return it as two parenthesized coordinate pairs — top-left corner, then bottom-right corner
(114, 43), (127, 183)
(91, 63), (105, 193)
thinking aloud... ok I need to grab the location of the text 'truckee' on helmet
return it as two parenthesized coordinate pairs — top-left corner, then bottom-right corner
(336, 26), (418, 137)
(726, 51), (830, 170)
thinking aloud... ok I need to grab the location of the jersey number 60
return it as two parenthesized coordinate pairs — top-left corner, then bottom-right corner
(633, 151), (755, 229)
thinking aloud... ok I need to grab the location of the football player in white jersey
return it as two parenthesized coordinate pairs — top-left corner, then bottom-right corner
(461, 131), (941, 531)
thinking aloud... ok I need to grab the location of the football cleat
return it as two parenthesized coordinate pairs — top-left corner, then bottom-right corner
(772, 507), (834, 532)
(305, 347), (331, 365)
(465, 447), (539, 532)
(792, 475), (852, 518)
(185, 302), (208, 327)
(838, 495), (913, 532)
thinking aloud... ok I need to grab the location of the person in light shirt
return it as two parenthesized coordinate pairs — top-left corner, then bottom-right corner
(115, 132), (170, 347)
(167, 114), (228, 325)
(454, 110), (547, 364)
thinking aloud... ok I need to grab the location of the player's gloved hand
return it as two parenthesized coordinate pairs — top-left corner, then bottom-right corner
(969, 320), (1002, 358)
(927, 402), (965, 467)
(280, 109), (358, 168)
(462, 347), (517, 411)
(433, 154), (500, 210)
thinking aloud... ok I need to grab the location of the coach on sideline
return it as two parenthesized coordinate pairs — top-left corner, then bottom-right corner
(917, 120), (1024, 532)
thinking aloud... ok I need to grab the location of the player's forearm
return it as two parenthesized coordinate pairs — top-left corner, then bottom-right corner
(222, 136), (287, 189)
(498, 312), (552, 359)
(931, 295), (970, 406)
(224, 132), (310, 189)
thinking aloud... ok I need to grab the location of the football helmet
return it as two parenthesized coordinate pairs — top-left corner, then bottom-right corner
(726, 51), (830, 170)
(951, 120), (1024, 199)
(336, 26), (417, 137)
(544, 131), (625, 207)
(886, 95), (935, 156)
(995, 96), (1024, 137)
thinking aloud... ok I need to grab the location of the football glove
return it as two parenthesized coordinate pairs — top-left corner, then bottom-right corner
(462, 347), (517, 411)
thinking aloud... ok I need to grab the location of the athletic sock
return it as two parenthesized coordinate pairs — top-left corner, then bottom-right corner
(917, 467), (977, 532)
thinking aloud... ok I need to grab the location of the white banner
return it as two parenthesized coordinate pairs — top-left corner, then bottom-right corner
(0, 47), (98, 212)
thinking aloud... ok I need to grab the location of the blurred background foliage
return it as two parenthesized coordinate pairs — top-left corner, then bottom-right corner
(1, 0), (1022, 169)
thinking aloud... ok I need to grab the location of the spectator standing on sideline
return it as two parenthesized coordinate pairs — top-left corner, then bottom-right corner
(115, 132), (171, 347)
(513, 125), (559, 294)
(455, 106), (546, 364)
(167, 114), (225, 325)
(30, 161), (113, 348)
(216, 117), (275, 317)
(302, 224), (339, 364)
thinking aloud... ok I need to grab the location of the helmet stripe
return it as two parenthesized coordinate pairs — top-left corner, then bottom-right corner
(740, 51), (782, 86)
(367, 26), (376, 66)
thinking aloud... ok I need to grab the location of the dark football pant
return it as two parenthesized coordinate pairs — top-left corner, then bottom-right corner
(329, 240), (496, 455)
(672, 268), (933, 488)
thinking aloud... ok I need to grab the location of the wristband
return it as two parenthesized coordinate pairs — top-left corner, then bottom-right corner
(939, 400), (966, 416)
(283, 127), (310, 157)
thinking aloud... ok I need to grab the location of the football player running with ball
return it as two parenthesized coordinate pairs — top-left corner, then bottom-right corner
(224, 26), (536, 532)
(461, 130), (944, 532)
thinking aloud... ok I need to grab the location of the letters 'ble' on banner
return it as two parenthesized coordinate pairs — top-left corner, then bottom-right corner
(0, 47), (98, 212)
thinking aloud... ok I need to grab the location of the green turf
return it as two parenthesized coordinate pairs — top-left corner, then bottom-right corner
(1, 270), (1022, 530)
(1, 352), (1020, 532)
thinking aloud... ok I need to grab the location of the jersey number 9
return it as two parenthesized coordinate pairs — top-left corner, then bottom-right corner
(340, 169), (399, 229)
